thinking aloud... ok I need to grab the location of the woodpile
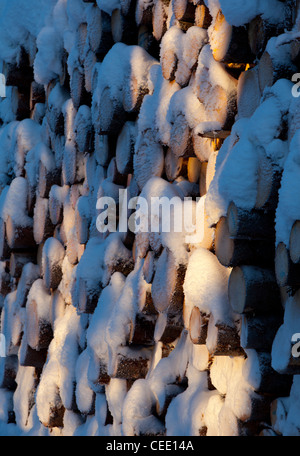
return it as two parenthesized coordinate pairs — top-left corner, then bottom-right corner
(0, 0), (299, 437)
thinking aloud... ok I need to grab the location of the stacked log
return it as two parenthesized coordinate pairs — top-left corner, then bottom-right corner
(0, 0), (298, 437)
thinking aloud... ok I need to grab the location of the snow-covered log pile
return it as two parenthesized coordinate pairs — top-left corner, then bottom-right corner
(0, 0), (299, 436)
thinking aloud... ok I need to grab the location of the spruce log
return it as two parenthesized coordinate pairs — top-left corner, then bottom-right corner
(111, 8), (138, 45)
(248, 15), (285, 59)
(77, 277), (102, 314)
(30, 81), (45, 111)
(128, 313), (157, 346)
(199, 161), (208, 197)
(19, 335), (48, 370)
(187, 157), (201, 184)
(38, 162), (61, 199)
(94, 133), (115, 167)
(227, 201), (275, 240)
(136, 0), (154, 26)
(154, 313), (184, 344)
(275, 242), (300, 289)
(15, 263), (40, 308)
(237, 66), (262, 119)
(116, 121), (137, 175)
(6, 215), (35, 251)
(110, 347), (152, 380)
(49, 185), (69, 226)
(142, 251), (156, 284)
(255, 146), (282, 211)
(270, 397), (290, 436)
(258, 48), (297, 94)
(206, 315), (244, 357)
(107, 157), (127, 186)
(242, 350), (292, 396)
(0, 219), (11, 260)
(42, 238), (65, 291)
(195, 4), (212, 29)
(173, 0), (196, 23)
(9, 252), (36, 279)
(210, 10), (254, 64)
(189, 306), (209, 345)
(229, 265), (281, 314)
(70, 66), (90, 111)
(152, 249), (186, 315)
(33, 197), (55, 245)
(165, 148), (188, 182)
(98, 86), (127, 134)
(170, 113), (194, 158)
(289, 220), (300, 264)
(26, 297), (53, 352)
(215, 216), (274, 268)
(152, 0), (168, 41)
(240, 314), (282, 352)
(0, 355), (18, 391)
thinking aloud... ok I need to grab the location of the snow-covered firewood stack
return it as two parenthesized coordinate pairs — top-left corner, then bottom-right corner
(0, 0), (299, 437)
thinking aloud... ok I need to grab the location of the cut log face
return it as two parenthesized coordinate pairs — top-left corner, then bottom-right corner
(152, 0), (168, 42)
(237, 66), (262, 119)
(170, 113), (194, 158)
(0, 355), (18, 391)
(98, 87), (126, 134)
(210, 10), (254, 64)
(206, 315), (244, 357)
(38, 163), (60, 199)
(255, 146), (282, 211)
(0, 219), (11, 261)
(26, 297), (53, 352)
(107, 157), (127, 187)
(112, 8), (138, 45)
(229, 265), (281, 314)
(155, 384), (184, 419)
(128, 313), (157, 346)
(165, 148), (187, 182)
(270, 397), (290, 436)
(248, 16), (283, 59)
(215, 216), (274, 268)
(189, 306), (209, 345)
(33, 197), (55, 245)
(42, 238), (65, 291)
(40, 387), (65, 429)
(242, 350), (292, 396)
(258, 49), (297, 94)
(173, 0), (196, 23)
(227, 201), (275, 240)
(111, 348), (152, 380)
(19, 336), (48, 370)
(154, 313), (184, 344)
(9, 252), (37, 279)
(77, 277), (102, 314)
(289, 220), (300, 264)
(142, 251), (156, 284)
(136, 0), (154, 26)
(240, 314), (282, 352)
(195, 4), (212, 29)
(116, 121), (137, 175)
(187, 157), (201, 184)
(161, 47), (178, 82)
(275, 242), (300, 289)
